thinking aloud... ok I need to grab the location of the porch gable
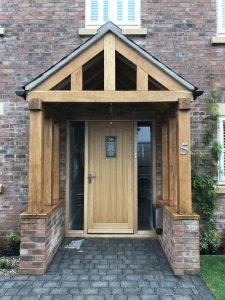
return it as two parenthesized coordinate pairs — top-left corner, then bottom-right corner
(20, 21), (197, 96)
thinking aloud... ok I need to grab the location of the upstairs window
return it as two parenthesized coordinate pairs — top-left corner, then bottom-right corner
(86, 0), (140, 27)
(218, 117), (225, 184)
(218, 0), (225, 35)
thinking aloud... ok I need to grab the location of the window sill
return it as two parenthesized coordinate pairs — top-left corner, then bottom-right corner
(211, 36), (225, 44)
(0, 27), (5, 36)
(216, 185), (225, 194)
(79, 27), (147, 36)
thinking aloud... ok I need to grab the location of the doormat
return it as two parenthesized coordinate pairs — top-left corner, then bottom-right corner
(65, 239), (84, 250)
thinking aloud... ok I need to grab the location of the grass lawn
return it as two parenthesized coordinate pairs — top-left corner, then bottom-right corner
(200, 255), (225, 300)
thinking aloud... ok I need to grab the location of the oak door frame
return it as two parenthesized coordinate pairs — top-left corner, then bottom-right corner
(65, 119), (156, 237)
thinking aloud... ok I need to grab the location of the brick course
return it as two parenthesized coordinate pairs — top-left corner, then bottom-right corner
(19, 202), (64, 275)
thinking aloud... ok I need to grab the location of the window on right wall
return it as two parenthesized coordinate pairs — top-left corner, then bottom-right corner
(217, 0), (225, 36)
(218, 117), (225, 184)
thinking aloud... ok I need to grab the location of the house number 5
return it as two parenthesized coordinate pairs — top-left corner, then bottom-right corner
(180, 143), (189, 155)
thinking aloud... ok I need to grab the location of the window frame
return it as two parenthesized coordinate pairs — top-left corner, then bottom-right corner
(217, 0), (225, 36)
(85, 0), (141, 28)
(218, 116), (225, 184)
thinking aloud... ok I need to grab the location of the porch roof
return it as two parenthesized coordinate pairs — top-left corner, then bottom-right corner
(16, 22), (200, 97)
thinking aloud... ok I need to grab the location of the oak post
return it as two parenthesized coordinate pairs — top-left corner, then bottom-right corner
(168, 117), (178, 208)
(52, 121), (60, 205)
(43, 117), (53, 206)
(177, 99), (192, 214)
(162, 122), (169, 205)
(28, 100), (44, 213)
(71, 67), (83, 91)
(104, 33), (115, 90)
(137, 67), (148, 91)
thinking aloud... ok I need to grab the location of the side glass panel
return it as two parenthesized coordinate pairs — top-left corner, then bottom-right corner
(69, 122), (85, 230)
(137, 122), (152, 230)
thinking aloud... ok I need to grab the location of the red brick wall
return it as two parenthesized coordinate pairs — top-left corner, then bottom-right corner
(159, 209), (200, 275)
(214, 195), (225, 238)
(20, 203), (64, 275)
(0, 0), (225, 233)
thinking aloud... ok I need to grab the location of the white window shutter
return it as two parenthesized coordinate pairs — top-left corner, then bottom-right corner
(128, 0), (135, 21)
(219, 118), (225, 184)
(222, 0), (225, 33)
(117, 0), (123, 22)
(218, 0), (225, 35)
(91, 0), (99, 22)
(103, 0), (109, 22)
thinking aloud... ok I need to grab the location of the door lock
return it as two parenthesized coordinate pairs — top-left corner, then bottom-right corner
(88, 174), (96, 183)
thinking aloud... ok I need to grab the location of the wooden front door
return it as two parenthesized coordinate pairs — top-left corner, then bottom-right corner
(88, 121), (134, 234)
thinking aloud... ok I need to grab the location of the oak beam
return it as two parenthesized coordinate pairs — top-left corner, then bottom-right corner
(104, 33), (115, 90)
(27, 91), (192, 103)
(177, 107), (192, 214)
(178, 98), (192, 110)
(28, 110), (44, 213)
(52, 122), (60, 205)
(28, 98), (42, 111)
(137, 67), (148, 91)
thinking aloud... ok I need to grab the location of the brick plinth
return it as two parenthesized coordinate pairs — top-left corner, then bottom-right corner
(158, 206), (200, 276)
(19, 202), (64, 275)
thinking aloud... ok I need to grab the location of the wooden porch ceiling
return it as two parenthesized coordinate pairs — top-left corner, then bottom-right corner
(44, 102), (177, 120)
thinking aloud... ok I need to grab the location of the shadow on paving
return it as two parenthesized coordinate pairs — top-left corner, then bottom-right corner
(0, 238), (214, 299)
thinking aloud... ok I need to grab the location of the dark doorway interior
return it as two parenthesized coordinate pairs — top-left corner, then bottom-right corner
(137, 121), (152, 230)
(69, 122), (85, 230)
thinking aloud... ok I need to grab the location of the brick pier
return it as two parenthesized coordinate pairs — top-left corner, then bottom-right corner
(19, 203), (64, 275)
(159, 206), (200, 275)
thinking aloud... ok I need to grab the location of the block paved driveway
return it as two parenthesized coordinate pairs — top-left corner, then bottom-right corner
(0, 238), (213, 299)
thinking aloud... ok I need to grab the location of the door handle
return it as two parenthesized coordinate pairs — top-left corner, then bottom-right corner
(88, 173), (96, 183)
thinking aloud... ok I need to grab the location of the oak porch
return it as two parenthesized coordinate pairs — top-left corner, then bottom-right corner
(27, 94), (194, 219)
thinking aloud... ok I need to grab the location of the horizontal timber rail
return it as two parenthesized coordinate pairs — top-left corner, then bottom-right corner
(27, 91), (192, 103)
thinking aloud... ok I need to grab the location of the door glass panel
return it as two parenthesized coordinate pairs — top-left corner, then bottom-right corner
(137, 122), (152, 230)
(106, 136), (117, 157)
(69, 122), (85, 230)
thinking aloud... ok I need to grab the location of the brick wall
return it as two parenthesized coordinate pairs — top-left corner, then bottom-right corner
(214, 195), (225, 238)
(19, 202), (64, 275)
(0, 0), (225, 233)
(159, 208), (200, 275)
